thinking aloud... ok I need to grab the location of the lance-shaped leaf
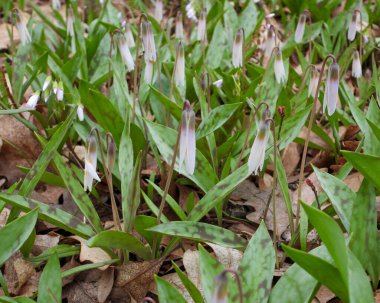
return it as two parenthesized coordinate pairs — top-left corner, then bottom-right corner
(0, 193), (94, 238)
(37, 254), (61, 303)
(155, 276), (187, 303)
(0, 208), (38, 267)
(148, 221), (247, 249)
(196, 103), (242, 139)
(149, 85), (182, 121)
(61, 260), (117, 279)
(238, 222), (274, 303)
(87, 230), (151, 260)
(313, 166), (355, 231)
(0, 108), (33, 115)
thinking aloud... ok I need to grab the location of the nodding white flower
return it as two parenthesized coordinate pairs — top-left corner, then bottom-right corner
(248, 110), (270, 175)
(99, 0), (104, 5)
(153, 0), (163, 23)
(213, 79), (223, 88)
(179, 100), (196, 175)
(42, 76), (52, 92)
(308, 67), (319, 98)
(53, 81), (64, 101)
(173, 41), (185, 87)
(142, 21), (157, 62)
(274, 49), (286, 84)
(197, 9), (207, 43)
(67, 7), (74, 37)
(175, 12), (184, 39)
(347, 10), (359, 41)
(295, 13), (306, 43)
(117, 34), (135, 72)
(211, 272), (228, 303)
(122, 21), (135, 47)
(77, 105), (84, 121)
(25, 91), (40, 109)
(264, 25), (276, 59)
(185, 1), (197, 22)
(323, 62), (339, 115)
(232, 28), (243, 68)
(14, 10), (31, 45)
(84, 133), (100, 192)
(52, 0), (61, 10)
(352, 50), (362, 78)
(144, 60), (154, 83)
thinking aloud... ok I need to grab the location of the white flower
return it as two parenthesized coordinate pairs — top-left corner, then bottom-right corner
(175, 12), (184, 39)
(352, 50), (362, 78)
(142, 21), (157, 62)
(348, 10), (359, 41)
(117, 34), (135, 72)
(67, 7), (74, 37)
(144, 60), (154, 83)
(174, 41), (185, 87)
(185, 1), (197, 22)
(53, 81), (64, 101)
(14, 10), (31, 45)
(274, 49), (286, 84)
(248, 110), (270, 175)
(77, 105), (84, 121)
(197, 9), (207, 42)
(84, 133), (100, 191)
(153, 0), (163, 23)
(213, 79), (223, 88)
(179, 100), (196, 175)
(123, 22), (135, 47)
(232, 28), (243, 68)
(25, 91), (40, 109)
(308, 67), (319, 98)
(263, 25), (276, 59)
(295, 13), (306, 43)
(210, 272), (228, 303)
(323, 62), (339, 116)
(42, 76), (52, 92)
(52, 0), (61, 10)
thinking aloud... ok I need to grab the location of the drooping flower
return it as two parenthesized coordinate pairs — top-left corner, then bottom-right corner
(351, 50), (362, 78)
(274, 49), (286, 84)
(175, 12), (184, 39)
(117, 34), (135, 72)
(25, 91), (40, 109)
(122, 21), (135, 47)
(213, 79), (223, 88)
(197, 9), (207, 43)
(263, 25), (276, 60)
(173, 41), (185, 88)
(295, 13), (306, 43)
(84, 133), (100, 191)
(52, 0), (61, 10)
(142, 21), (157, 62)
(42, 76), (52, 92)
(210, 272), (228, 303)
(144, 60), (154, 83)
(14, 10), (31, 45)
(67, 7), (75, 37)
(308, 66), (319, 98)
(77, 104), (84, 121)
(248, 110), (270, 175)
(232, 28), (243, 68)
(347, 10), (359, 41)
(179, 100), (196, 175)
(185, 1), (197, 22)
(53, 81), (64, 101)
(323, 62), (339, 115)
(153, 0), (163, 23)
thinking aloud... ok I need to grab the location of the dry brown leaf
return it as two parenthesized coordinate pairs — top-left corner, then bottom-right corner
(282, 142), (300, 176)
(162, 273), (194, 302)
(97, 267), (115, 303)
(0, 207), (10, 228)
(0, 23), (20, 50)
(343, 172), (363, 192)
(207, 243), (243, 271)
(32, 233), (60, 255)
(292, 170), (325, 207)
(312, 286), (336, 303)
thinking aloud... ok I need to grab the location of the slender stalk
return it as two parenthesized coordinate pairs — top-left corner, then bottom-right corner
(205, 72), (211, 112)
(156, 50), (162, 93)
(234, 102), (269, 171)
(132, 15), (143, 123)
(223, 269), (244, 303)
(295, 54), (336, 227)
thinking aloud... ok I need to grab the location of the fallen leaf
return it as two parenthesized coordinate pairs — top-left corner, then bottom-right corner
(32, 233), (60, 255)
(207, 243), (243, 271)
(281, 142), (300, 176)
(97, 267), (115, 303)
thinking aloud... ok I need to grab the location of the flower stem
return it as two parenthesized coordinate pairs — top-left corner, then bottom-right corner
(223, 269), (244, 303)
(132, 15), (143, 123)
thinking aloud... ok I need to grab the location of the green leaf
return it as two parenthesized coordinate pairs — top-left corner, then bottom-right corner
(341, 151), (380, 190)
(0, 108), (33, 115)
(146, 120), (218, 192)
(313, 166), (355, 231)
(0, 193), (94, 238)
(87, 230), (151, 259)
(155, 276), (187, 303)
(282, 245), (349, 302)
(149, 221), (247, 249)
(37, 254), (61, 303)
(238, 222), (274, 303)
(238, 0), (261, 37)
(61, 260), (117, 279)
(206, 21), (227, 69)
(28, 245), (80, 266)
(149, 85), (182, 121)
(196, 103), (242, 139)
(301, 203), (348, 285)
(0, 297), (36, 303)
(0, 208), (38, 267)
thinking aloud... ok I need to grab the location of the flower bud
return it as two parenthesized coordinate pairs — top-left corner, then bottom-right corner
(197, 9), (207, 43)
(117, 34), (135, 72)
(232, 28), (243, 68)
(106, 135), (116, 174)
(180, 100), (196, 175)
(308, 66), (319, 98)
(351, 50), (362, 78)
(323, 62), (339, 116)
(347, 10), (359, 41)
(77, 104), (84, 121)
(274, 49), (286, 84)
(142, 21), (157, 62)
(263, 25), (276, 59)
(295, 13), (306, 43)
(42, 76), (52, 92)
(153, 0), (163, 23)
(175, 12), (184, 39)
(84, 132), (100, 191)
(123, 21), (135, 47)
(25, 91), (40, 109)
(174, 41), (185, 88)
(67, 6), (74, 37)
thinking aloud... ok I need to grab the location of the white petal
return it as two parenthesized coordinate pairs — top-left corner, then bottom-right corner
(26, 94), (39, 109)
(85, 160), (100, 181)
(179, 111), (187, 169)
(144, 60), (154, 83)
(295, 16), (306, 43)
(185, 111), (196, 175)
(77, 105), (84, 121)
(327, 80), (339, 115)
(352, 57), (362, 78)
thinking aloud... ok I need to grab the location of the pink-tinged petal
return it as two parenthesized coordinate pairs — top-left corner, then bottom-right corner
(248, 121), (269, 175)
(85, 160), (100, 181)
(295, 13), (306, 43)
(144, 60), (154, 83)
(328, 79), (339, 115)
(185, 110), (196, 175)
(347, 12), (358, 41)
(179, 110), (187, 169)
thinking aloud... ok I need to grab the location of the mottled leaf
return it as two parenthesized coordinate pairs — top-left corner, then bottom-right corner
(206, 21), (227, 69)
(155, 276), (187, 303)
(37, 254), (61, 303)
